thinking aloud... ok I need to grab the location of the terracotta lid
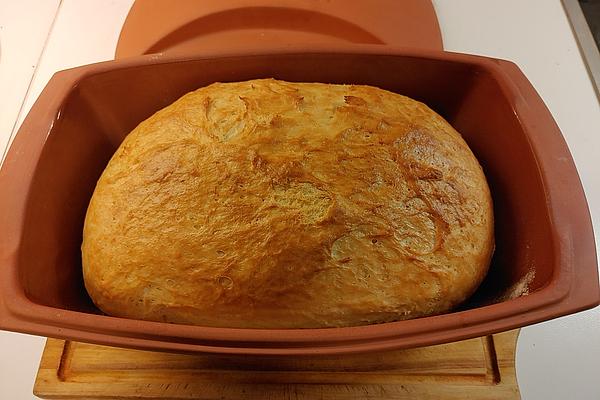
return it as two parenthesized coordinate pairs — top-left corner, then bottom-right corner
(115, 0), (443, 58)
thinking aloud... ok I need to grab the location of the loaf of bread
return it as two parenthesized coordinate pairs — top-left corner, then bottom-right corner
(82, 79), (494, 328)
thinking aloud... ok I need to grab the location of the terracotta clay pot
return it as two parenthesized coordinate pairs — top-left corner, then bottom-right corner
(0, 45), (597, 355)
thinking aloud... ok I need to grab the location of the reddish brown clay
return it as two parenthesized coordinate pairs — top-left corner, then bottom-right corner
(115, 0), (443, 58)
(0, 46), (597, 355)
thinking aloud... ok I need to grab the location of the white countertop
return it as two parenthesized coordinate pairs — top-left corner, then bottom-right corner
(1, 1), (599, 398)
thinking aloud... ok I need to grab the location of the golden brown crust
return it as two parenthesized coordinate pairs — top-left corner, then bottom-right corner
(82, 79), (494, 328)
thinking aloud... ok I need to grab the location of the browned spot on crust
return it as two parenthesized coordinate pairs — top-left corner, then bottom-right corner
(344, 95), (368, 106)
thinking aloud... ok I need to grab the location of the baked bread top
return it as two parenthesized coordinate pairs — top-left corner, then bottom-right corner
(82, 79), (494, 328)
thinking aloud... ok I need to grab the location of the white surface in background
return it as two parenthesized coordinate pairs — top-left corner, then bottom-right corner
(0, 0), (60, 161)
(12, 0), (135, 152)
(0, 331), (46, 400)
(0, 0), (599, 399)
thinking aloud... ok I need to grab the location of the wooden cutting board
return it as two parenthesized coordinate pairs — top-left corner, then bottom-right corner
(34, 329), (520, 399)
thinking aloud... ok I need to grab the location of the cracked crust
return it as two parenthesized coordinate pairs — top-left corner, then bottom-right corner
(82, 79), (494, 328)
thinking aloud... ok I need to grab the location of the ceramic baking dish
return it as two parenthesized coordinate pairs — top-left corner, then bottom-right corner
(0, 45), (598, 355)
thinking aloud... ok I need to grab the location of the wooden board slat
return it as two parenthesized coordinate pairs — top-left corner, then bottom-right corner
(34, 330), (520, 399)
